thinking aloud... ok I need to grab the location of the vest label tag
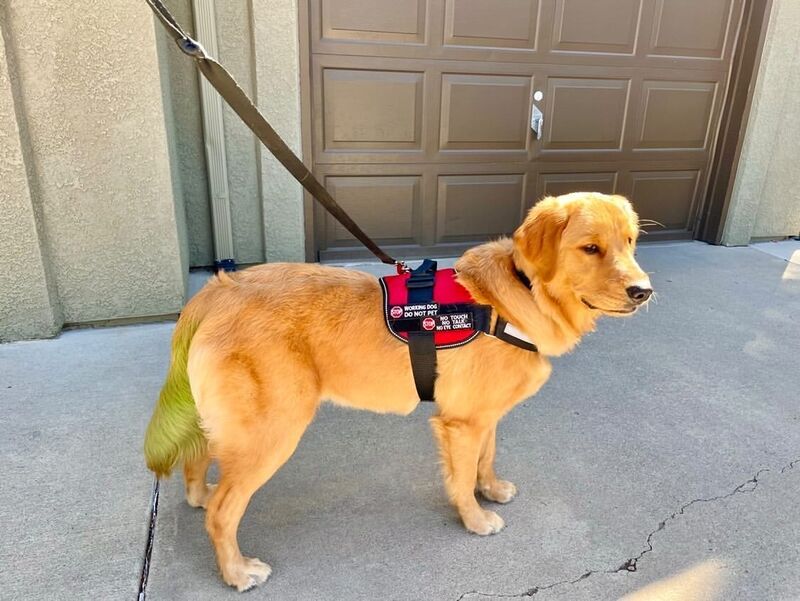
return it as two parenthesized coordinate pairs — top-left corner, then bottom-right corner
(435, 313), (473, 331)
(402, 303), (439, 317)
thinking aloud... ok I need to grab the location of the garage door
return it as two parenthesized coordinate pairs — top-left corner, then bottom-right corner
(304, 0), (744, 260)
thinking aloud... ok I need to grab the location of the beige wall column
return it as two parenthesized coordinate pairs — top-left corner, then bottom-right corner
(2, 0), (187, 329)
(723, 1), (800, 245)
(155, 0), (214, 268)
(217, 0), (266, 265)
(0, 23), (62, 342)
(251, 0), (306, 262)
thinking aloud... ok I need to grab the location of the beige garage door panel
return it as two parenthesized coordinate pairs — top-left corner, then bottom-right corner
(538, 171), (618, 198)
(551, 0), (642, 55)
(648, 0), (735, 58)
(323, 176), (423, 247)
(321, 0), (426, 43)
(444, 0), (540, 50)
(544, 77), (630, 150)
(307, 0), (744, 258)
(437, 174), (527, 242)
(440, 74), (532, 150)
(628, 169), (701, 230)
(636, 81), (718, 150)
(322, 68), (424, 151)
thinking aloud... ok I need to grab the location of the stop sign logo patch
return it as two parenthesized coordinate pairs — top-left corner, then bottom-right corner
(390, 306), (403, 319)
(422, 317), (436, 331)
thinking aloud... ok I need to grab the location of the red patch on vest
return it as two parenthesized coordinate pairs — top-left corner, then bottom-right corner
(380, 268), (483, 348)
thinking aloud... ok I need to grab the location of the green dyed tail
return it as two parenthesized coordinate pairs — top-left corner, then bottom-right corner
(144, 316), (205, 478)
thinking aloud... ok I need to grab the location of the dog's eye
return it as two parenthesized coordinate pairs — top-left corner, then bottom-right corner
(628, 237), (633, 245)
(583, 244), (599, 255)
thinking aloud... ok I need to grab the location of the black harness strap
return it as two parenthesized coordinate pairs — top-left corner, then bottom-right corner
(406, 259), (438, 402)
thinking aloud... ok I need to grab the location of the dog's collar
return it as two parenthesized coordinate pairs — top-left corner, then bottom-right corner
(491, 317), (538, 352)
(514, 267), (532, 289)
(452, 266), (538, 353)
(486, 263), (538, 352)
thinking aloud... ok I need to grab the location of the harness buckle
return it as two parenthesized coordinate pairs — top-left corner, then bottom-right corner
(406, 275), (435, 288)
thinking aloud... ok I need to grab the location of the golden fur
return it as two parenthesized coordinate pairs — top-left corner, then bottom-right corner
(167, 192), (651, 590)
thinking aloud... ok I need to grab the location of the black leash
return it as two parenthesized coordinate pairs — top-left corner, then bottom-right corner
(143, 0), (407, 272)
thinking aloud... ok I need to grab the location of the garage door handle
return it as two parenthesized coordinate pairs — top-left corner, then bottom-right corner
(531, 103), (544, 140)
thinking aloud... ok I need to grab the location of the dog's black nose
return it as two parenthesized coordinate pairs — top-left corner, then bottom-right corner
(626, 286), (653, 303)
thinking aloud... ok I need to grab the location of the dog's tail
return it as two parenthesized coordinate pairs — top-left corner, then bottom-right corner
(144, 309), (205, 478)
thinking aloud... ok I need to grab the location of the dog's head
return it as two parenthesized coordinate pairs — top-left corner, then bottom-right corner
(513, 192), (652, 316)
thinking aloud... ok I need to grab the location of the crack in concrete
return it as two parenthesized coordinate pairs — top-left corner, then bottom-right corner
(455, 570), (594, 600)
(618, 467), (767, 575)
(456, 458), (799, 600)
(137, 478), (160, 601)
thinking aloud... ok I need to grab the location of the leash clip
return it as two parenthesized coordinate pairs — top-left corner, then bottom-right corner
(395, 261), (410, 275)
(177, 37), (208, 59)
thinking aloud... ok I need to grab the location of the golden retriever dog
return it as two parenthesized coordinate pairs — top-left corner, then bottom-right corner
(144, 192), (652, 591)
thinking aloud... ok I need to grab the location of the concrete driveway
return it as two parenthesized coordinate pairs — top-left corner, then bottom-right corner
(1, 241), (798, 601)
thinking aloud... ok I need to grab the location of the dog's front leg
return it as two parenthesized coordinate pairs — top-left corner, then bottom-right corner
(430, 415), (505, 535)
(477, 424), (517, 504)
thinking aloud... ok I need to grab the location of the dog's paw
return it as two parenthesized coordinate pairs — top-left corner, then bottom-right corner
(479, 480), (517, 504)
(463, 509), (505, 536)
(186, 483), (217, 509)
(223, 556), (272, 592)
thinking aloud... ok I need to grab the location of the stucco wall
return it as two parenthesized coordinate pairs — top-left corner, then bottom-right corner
(723, 1), (800, 245)
(2, 1), (186, 326)
(217, 0), (266, 265)
(0, 22), (62, 341)
(155, 0), (305, 265)
(155, 0), (215, 267)
(252, 0), (306, 262)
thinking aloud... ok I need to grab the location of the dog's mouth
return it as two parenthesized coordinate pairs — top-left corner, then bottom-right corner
(581, 298), (638, 314)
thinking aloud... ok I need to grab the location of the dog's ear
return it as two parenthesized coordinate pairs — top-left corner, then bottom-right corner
(513, 197), (569, 283)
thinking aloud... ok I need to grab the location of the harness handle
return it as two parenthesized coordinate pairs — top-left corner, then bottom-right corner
(143, 0), (408, 273)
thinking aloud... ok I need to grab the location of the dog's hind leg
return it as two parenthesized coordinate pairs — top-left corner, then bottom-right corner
(184, 449), (214, 509)
(189, 343), (319, 592)
(477, 424), (517, 504)
(202, 371), (318, 591)
(430, 415), (505, 536)
(204, 404), (314, 591)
